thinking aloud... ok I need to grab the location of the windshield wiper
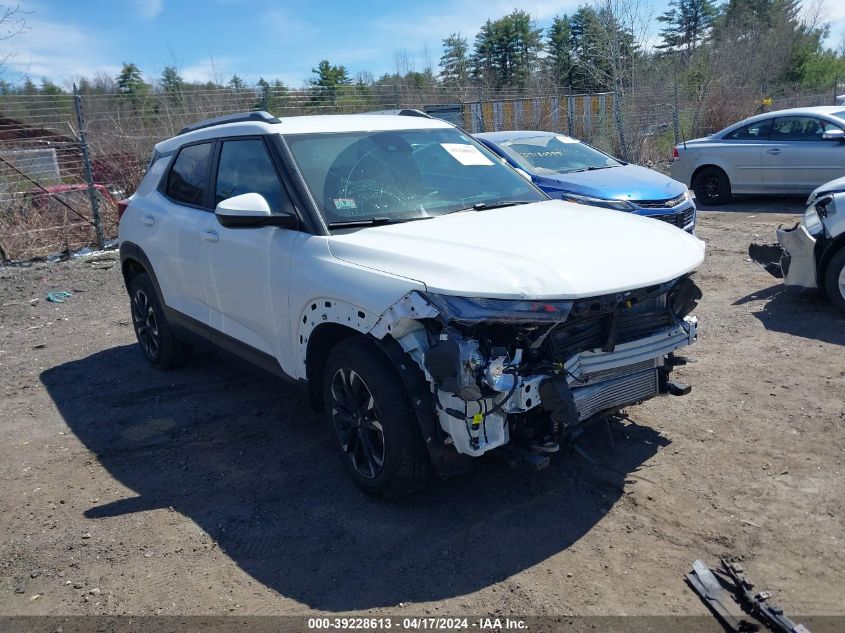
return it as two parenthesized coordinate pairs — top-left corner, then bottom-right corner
(471, 200), (535, 211)
(568, 165), (618, 173)
(327, 216), (432, 229)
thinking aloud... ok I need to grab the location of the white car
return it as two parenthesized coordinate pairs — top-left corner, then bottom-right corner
(119, 110), (705, 498)
(671, 106), (845, 205)
(750, 176), (845, 313)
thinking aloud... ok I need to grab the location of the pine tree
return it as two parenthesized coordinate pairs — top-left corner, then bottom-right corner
(546, 16), (574, 86)
(255, 77), (270, 110)
(439, 33), (469, 86)
(656, 0), (717, 57)
(228, 74), (246, 92)
(309, 60), (351, 105)
(471, 10), (543, 88)
(160, 66), (184, 93)
(116, 62), (147, 95)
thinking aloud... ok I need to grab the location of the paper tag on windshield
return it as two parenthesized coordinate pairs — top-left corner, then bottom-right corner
(333, 198), (357, 210)
(440, 143), (493, 166)
(555, 135), (578, 144)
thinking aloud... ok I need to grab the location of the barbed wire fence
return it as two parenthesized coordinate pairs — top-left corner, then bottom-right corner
(0, 82), (837, 262)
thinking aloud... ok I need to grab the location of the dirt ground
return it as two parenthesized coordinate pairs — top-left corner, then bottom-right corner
(0, 201), (843, 622)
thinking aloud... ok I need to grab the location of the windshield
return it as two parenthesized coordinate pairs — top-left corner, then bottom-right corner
(284, 127), (545, 226)
(494, 135), (621, 175)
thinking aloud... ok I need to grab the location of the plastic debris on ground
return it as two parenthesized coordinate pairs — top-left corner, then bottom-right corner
(46, 291), (73, 303)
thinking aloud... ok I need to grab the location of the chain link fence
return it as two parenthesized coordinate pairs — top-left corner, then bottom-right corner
(0, 83), (837, 261)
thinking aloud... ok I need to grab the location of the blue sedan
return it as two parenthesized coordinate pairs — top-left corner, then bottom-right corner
(475, 131), (696, 232)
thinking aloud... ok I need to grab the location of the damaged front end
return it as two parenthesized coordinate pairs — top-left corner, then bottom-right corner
(369, 276), (701, 470)
(749, 193), (833, 290)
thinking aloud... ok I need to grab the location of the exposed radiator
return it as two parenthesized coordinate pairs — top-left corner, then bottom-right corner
(571, 367), (659, 421)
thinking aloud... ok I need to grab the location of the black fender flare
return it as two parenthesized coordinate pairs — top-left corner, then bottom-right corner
(120, 241), (165, 305)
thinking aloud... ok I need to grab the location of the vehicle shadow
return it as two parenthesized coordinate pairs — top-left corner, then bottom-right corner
(41, 344), (669, 611)
(734, 284), (845, 345)
(693, 194), (806, 214)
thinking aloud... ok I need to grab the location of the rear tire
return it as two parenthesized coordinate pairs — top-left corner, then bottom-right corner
(323, 336), (432, 499)
(129, 273), (192, 369)
(693, 166), (731, 206)
(823, 246), (845, 314)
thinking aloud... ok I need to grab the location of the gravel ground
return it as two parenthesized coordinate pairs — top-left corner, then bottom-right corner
(0, 205), (843, 622)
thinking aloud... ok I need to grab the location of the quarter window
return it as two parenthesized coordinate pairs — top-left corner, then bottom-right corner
(165, 142), (213, 206)
(215, 139), (289, 213)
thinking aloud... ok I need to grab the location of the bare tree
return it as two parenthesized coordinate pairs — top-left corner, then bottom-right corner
(0, 4), (28, 72)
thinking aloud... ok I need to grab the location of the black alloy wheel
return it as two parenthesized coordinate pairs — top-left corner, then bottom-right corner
(329, 367), (385, 479)
(132, 286), (160, 360)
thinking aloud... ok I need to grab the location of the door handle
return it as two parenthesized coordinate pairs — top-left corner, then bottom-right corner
(766, 148), (781, 155)
(141, 215), (155, 226)
(201, 230), (219, 243)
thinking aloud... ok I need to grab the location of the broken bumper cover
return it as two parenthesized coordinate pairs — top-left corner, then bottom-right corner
(749, 223), (818, 290)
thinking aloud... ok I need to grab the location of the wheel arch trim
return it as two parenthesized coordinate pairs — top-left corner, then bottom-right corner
(691, 163), (731, 190)
(119, 241), (165, 308)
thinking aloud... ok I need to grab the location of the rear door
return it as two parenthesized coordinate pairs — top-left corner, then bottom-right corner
(762, 116), (845, 191)
(197, 136), (298, 359)
(143, 141), (214, 323)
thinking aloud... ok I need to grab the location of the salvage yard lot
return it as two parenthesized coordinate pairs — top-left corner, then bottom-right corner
(0, 205), (843, 618)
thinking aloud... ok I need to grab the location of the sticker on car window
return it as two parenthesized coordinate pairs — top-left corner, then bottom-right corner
(440, 143), (494, 166)
(333, 198), (357, 210)
(555, 135), (579, 144)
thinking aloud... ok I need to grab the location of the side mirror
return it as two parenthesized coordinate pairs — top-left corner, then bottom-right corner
(822, 129), (845, 141)
(513, 167), (533, 182)
(215, 193), (298, 229)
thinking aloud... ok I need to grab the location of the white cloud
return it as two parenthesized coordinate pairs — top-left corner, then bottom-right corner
(133, 0), (164, 20)
(261, 8), (317, 38)
(2, 11), (120, 85)
(179, 56), (237, 83)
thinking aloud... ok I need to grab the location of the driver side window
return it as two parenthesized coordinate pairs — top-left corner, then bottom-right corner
(215, 139), (291, 213)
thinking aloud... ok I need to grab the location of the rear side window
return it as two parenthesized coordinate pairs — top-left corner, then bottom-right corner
(165, 142), (213, 206)
(215, 139), (289, 213)
(770, 116), (825, 141)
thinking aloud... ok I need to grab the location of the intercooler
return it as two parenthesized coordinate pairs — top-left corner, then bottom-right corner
(570, 365), (659, 421)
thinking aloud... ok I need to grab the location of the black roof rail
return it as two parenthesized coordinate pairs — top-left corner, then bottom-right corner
(360, 108), (433, 118)
(178, 110), (281, 135)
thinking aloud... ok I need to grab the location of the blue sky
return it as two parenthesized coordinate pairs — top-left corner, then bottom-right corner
(3, 0), (844, 89)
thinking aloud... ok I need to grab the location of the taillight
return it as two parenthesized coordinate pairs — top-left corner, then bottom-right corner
(672, 147), (680, 160)
(117, 199), (130, 222)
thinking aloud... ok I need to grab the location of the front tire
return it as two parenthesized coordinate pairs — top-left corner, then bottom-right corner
(323, 337), (432, 499)
(129, 273), (192, 369)
(823, 246), (845, 314)
(693, 166), (731, 206)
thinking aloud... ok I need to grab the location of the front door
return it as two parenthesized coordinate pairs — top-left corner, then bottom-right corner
(762, 116), (845, 191)
(197, 137), (297, 361)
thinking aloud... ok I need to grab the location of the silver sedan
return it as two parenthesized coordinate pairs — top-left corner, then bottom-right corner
(671, 106), (845, 205)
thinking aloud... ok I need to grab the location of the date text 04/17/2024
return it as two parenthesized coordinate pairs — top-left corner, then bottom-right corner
(307, 617), (528, 630)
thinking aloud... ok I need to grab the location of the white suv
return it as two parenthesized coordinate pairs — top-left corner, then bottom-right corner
(119, 110), (705, 498)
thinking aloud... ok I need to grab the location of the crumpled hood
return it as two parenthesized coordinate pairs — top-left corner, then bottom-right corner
(808, 175), (845, 204)
(328, 200), (705, 300)
(534, 165), (687, 202)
